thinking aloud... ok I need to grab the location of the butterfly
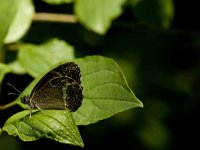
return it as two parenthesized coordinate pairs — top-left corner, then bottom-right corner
(21, 62), (83, 116)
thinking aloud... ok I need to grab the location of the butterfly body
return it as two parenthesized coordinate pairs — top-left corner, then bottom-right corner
(21, 62), (83, 115)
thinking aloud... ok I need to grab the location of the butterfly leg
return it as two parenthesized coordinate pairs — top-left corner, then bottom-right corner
(35, 104), (46, 115)
(27, 105), (32, 117)
(29, 108), (32, 117)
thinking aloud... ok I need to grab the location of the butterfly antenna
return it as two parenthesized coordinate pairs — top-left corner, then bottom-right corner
(8, 92), (19, 96)
(6, 83), (21, 95)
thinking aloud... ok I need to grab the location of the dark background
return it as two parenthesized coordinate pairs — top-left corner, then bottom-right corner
(1, 0), (200, 150)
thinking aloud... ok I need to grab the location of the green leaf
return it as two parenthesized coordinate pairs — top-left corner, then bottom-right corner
(0, 0), (18, 49)
(42, 0), (72, 5)
(4, 0), (35, 44)
(0, 63), (12, 82)
(18, 39), (75, 77)
(73, 56), (143, 125)
(74, 0), (126, 34)
(0, 61), (26, 83)
(16, 56), (143, 125)
(1, 110), (84, 147)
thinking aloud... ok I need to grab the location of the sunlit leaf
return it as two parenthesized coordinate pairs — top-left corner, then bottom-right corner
(74, 0), (126, 34)
(0, 63), (12, 83)
(73, 56), (143, 125)
(18, 39), (75, 77)
(4, 0), (35, 44)
(1, 110), (84, 147)
(0, 0), (18, 49)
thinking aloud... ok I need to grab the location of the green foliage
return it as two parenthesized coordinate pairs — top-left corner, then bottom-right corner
(1, 110), (83, 147)
(4, 0), (34, 44)
(0, 63), (12, 82)
(73, 56), (143, 125)
(0, 0), (174, 47)
(1, 0), (180, 148)
(0, 0), (18, 49)
(12, 53), (143, 124)
(18, 39), (74, 77)
(0, 38), (142, 146)
(74, 0), (126, 34)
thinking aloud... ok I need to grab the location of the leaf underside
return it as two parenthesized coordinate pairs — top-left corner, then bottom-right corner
(2, 110), (84, 147)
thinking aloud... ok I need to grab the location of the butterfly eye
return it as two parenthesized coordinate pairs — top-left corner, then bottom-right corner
(67, 105), (74, 111)
(50, 79), (61, 87)
(67, 96), (75, 103)
(66, 73), (73, 78)
(67, 88), (76, 96)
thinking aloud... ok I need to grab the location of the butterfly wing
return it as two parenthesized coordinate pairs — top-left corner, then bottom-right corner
(27, 62), (83, 111)
(30, 62), (81, 95)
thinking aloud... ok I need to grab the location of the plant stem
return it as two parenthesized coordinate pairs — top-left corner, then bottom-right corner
(33, 13), (78, 23)
(0, 100), (18, 110)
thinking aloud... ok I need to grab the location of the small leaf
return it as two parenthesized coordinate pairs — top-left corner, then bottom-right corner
(0, 61), (26, 84)
(0, 0), (18, 48)
(74, 0), (126, 34)
(4, 0), (35, 44)
(18, 39), (75, 77)
(8, 60), (26, 75)
(42, 0), (72, 5)
(0, 63), (12, 82)
(1, 110), (84, 147)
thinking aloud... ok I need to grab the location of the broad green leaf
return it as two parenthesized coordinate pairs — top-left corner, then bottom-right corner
(42, 0), (72, 4)
(0, 63), (12, 82)
(0, 0), (18, 49)
(16, 56), (143, 125)
(132, 0), (174, 28)
(4, 0), (35, 44)
(73, 56), (143, 125)
(18, 39), (75, 77)
(74, 0), (126, 34)
(1, 110), (84, 147)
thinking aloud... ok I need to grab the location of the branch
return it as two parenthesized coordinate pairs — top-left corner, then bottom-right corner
(33, 13), (78, 23)
(0, 100), (18, 110)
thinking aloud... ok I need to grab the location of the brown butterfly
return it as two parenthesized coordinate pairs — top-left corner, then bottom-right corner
(21, 62), (83, 116)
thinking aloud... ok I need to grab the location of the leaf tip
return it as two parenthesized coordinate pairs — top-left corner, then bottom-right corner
(136, 98), (144, 108)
